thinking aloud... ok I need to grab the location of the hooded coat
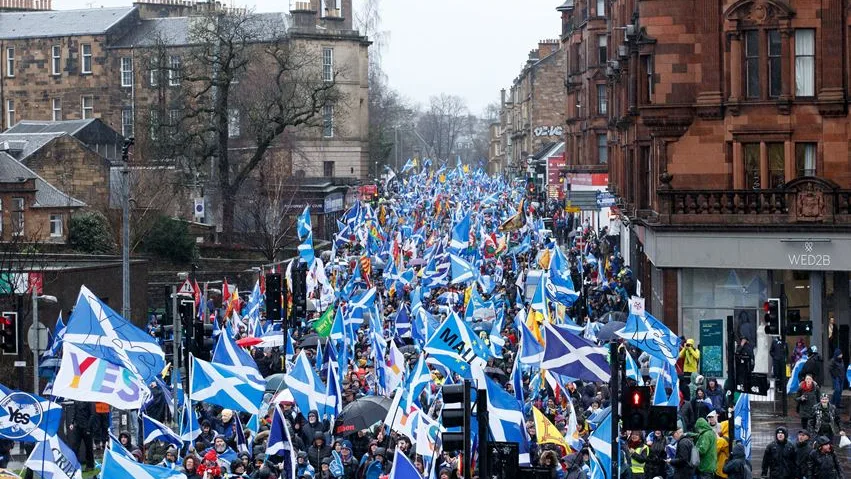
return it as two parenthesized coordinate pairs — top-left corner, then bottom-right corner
(694, 418), (718, 474)
(715, 421), (730, 479)
(722, 444), (752, 479)
(809, 437), (843, 479)
(761, 427), (795, 479)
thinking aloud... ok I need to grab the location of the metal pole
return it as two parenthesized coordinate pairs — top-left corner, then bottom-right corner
(171, 285), (180, 414)
(32, 291), (38, 394)
(726, 315), (736, 448)
(609, 342), (619, 479)
(463, 379), (471, 479)
(121, 138), (134, 321)
(780, 283), (788, 417)
(477, 387), (488, 479)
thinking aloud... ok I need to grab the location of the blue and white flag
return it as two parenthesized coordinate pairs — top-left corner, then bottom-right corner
(624, 352), (644, 386)
(234, 413), (250, 455)
(102, 448), (187, 479)
(449, 213), (471, 252)
(395, 306), (412, 339)
(141, 413), (182, 448)
(0, 386), (62, 443)
(509, 354), (524, 405)
(179, 396), (200, 450)
(518, 316), (544, 365)
(63, 285), (165, 383)
(25, 435), (82, 479)
(266, 404), (297, 479)
(587, 450), (605, 479)
(546, 247), (579, 307)
(324, 363), (342, 420)
(588, 408), (612, 479)
(787, 354), (808, 394)
(449, 254), (477, 284)
(297, 206), (316, 266)
(213, 331), (266, 388)
(424, 312), (491, 378)
(403, 355), (431, 407)
(734, 393), (751, 459)
(474, 369), (530, 465)
(109, 431), (135, 460)
(616, 308), (680, 365)
(190, 356), (264, 414)
(401, 158), (416, 174)
(541, 322), (611, 383)
(389, 449), (420, 479)
(286, 352), (335, 416)
(45, 313), (66, 358)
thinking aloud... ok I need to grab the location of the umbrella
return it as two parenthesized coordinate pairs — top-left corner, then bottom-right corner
(265, 373), (287, 394)
(472, 321), (493, 333)
(485, 366), (508, 382)
(600, 311), (627, 324)
(272, 388), (294, 405)
(596, 321), (626, 342)
(236, 337), (265, 348)
(399, 345), (419, 355)
(334, 396), (393, 436)
(0, 469), (20, 479)
(299, 334), (327, 348)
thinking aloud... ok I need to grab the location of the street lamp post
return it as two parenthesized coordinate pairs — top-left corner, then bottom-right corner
(31, 292), (57, 394)
(121, 137), (134, 321)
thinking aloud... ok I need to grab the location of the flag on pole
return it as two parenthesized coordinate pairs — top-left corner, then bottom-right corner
(297, 206), (316, 266)
(787, 354), (809, 394)
(588, 408), (612, 479)
(532, 407), (570, 451)
(189, 356), (264, 414)
(424, 312), (491, 378)
(24, 435), (82, 479)
(286, 352), (335, 416)
(101, 448), (187, 479)
(266, 404), (297, 479)
(541, 323), (610, 383)
(389, 449), (420, 479)
(624, 352), (644, 386)
(734, 393), (751, 459)
(141, 414), (182, 448)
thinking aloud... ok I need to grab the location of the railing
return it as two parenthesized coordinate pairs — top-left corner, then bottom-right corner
(665, 189), (788, 215)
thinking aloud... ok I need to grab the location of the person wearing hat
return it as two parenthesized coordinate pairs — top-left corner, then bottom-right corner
(318, 456), (334, 479)
(802, 345), (824, 385)
(308, 431), (332, 470)
(678, 338), (701, 375)
(296, 451), (316, 478)
(761, 426), (795, 479)
(795, 430), (813, 475)
(721, 443), (752, 479)
(810, 393), (844, 442)
(364, 447), (389, 479)
(339, 440), (359, 479)
(809, 436), (842, 478)
(197, 450), (223, 478)
(158, 446), (181, 469)
(829, 348), (845, 407)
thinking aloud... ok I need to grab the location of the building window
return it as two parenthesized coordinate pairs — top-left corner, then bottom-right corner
(49, 214), (62, 237)
(767, 142), (784, 188)
(795, 29), (815, 97)
(744, 30), (760, 99)
(81, 95), (93, 119)
(228, 109), (240, 138)
(51, 45), (61, 76)
(51, 98), (62, 121)
(596, 0), (605, 17)
(322, 104), (334, 138)
(322, 47), (334, 82)
(644, 55), (655, 103)
(597, 134), (608, 164)
(597, 84), (607, 115)
(597, 35), (607, 65)
(796, 143), (817, 177)
(768, 30), (781, 98)
(150, 58), (159, 87)
(168, 109), (180, 135)
(5, 100), (14, 128)
(81, 43), (92, 74)
(150, 110), (160, 140)
(5, 47), (13, 77)
(743, 143), (760, 189)
(323, 161), (334, 177)
(168, 55), (181, 86)
(11, 197), (23, 235)
(120, 57), (133, 87)
(121, 108), (133, 137)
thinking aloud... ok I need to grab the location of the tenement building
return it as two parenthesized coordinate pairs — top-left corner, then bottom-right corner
(561, 0), (851, 372)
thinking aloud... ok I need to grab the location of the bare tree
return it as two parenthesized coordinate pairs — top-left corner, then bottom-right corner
(417, 94), (470, 160)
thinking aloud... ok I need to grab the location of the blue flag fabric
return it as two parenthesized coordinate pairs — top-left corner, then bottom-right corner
(24, 435), (82, 479)
(588, 408), (612, 479)
(179, 396), (200, 451)
(449, 253), (477, 284)
(541, 323), (611, 383)
(616, 311), (680, 365)
(546, 247), (579, 307)
(286, 352), (335, 417)
(109, 431), (135, 460)
(474, 369), (530, 465)
(297, 206), (316, 266)
(424, 312), (491, 378)
(624, 352), (644, 386)
(0, 386), (62, 443)
(141, 414), (182, 448)
(266, 404), (297, 479)
(390, 449), (421, 479)
(734, 393), (751, 459)
(63, 285), (165, 383)
(787, 354), (808, 394)
(395, 306), (412, 339)
(102, 448), (187, 479)
(518, 313), (544, 365)
(189, 356), (264, 414)
(449, 213), (471, 252)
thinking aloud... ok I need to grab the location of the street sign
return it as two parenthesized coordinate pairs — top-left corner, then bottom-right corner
(26, 321), (49, 352)
(177, 279), (195, 296)
(13, 361), (25, 367)
(596, 191), (616, 208)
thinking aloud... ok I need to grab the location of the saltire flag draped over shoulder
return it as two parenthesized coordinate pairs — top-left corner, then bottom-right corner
(0, 385), (62, 443)
(787, 354), (808, 394)
(24, 434), (82, 479)
(540, 322), (611, 383)
(424, 312), (491, 378)
(62, 285), (165, 383)
(102, 448), (187, 479)
(189, 356), (264, 414)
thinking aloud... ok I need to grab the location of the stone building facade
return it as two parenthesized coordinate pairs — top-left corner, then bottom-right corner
(559, 0), (851, 367)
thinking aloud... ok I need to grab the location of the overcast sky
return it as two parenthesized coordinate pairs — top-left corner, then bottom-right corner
(58, 0), (561, 115)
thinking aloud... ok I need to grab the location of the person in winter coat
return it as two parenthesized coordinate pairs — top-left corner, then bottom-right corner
(809, 436), (843, 479)
(705, 378), (724, 414)
(802, 346), (824, 385)
(302, 410), (329, 445)
(118, 430), (134, 452)
(796, 430), (814, 476)
(562, 452), (588, 479)
(797, 374), (820, 430)
(183, 455), (202, 479)
(694, 418), (717, 479)
(340, 440), (360, 479)
(679, 339), (700, 375)
(678, 399), (696, 432)
(197, 450), (223, 479)
(626, 431), (648, 479)
(810, 394), (844, 442)
(761, 426), (795, 479)
(216, 409), (237, 445)
(829, 349), (845, 407)
(770, 337), (787, 380)
(297, 451), (316, 478)
(539, 450), (563, 479)
(644, 432), (667, 479)
(721, 444), (752, 479)
(691, 389), (712, 420)
(364, 448), (389, 479)
(67, 400), (95, 470)
(158, 446), (181, 469)
(715, 420), (730, 479)
(308, 432), (333, 470)
(667, 427), (695, 479)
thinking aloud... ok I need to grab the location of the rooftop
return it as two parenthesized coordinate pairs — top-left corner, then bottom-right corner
(0, 151), (85, 208)
(112, 11), (289, 47)
(0, 6), (135, 39)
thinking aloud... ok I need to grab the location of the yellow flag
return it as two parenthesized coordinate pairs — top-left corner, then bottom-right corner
(538, 249), (551, 269)
(526, 310), (544, 345)
(532, 406), (570, 451)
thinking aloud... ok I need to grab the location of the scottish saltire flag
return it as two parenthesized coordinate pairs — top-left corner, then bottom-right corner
(449, 254), (477, 284)
(0, 386), (62, 442)
(141, 413), (182, 448)
(179, 396), (200, 450)
(546, 247), (579, 307)
(109, 431), (135, 460)
(488, 309), (506, 358)
(234, 414), (250, 455)
(395, 306), (412, 339)
(734, 393), (751, 459)
(588, 408), (612, 479)
(587, 450), (605, 479)
(616, 308), (680, 365)
(652, 370), (678, 407)
(541, 323), (611, 383)
(624, 352), (644, 386)
(847, 364), (851, 387)
(286, 352), (335, 416)
(404, 355), (431, 407)
(190, 356), (264, 414)
(25, 435), (81, 479)
(102, 448), (186, 479)
(297, 206), (316, 266)
(63, 285), (165, 382)
(329, 307), (346, 344)
(510, 355), (524, 405)
(389, 449), (420, 479)
(45, 313), (66, 358)
(424, 312), (491, 378)
(401, 158), (416, 174)
(449, 213), (471, 252)
(518, 316), (545, 365)
(266, 404), (297, 479)
(787, 354), (808, 394)
(324, 363), (342, 420)
(474, 369), (530, 465)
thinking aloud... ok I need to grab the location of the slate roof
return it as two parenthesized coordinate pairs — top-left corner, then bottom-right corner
(112, 12), (290, 47)
(0, 7), (136, 39)
(0, 151), (85, 208)
(4, 119), (96, 136)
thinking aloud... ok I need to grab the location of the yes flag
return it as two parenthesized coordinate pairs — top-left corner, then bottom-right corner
(0, 386), (62, 443)
(541, 323), (611, 383)
(25, 435), (82, 479)
(424, 312), (491, 378)
(63, 286), (165, 383)
(190, 356), (264, 414)
(102, 448), (187, 479)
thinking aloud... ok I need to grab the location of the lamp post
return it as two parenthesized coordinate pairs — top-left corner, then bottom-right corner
(31, 293), (57, 394)
(121, 137), (134, 321)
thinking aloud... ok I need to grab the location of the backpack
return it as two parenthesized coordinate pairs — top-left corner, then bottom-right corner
(688, 441), (700, 468)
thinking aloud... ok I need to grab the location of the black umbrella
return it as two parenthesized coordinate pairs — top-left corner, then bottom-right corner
(485, 366), (508, 382)
(264, 373), (287, 394)
(596, 321), (626, 342)
(600, 311), (627, 324)
(299, 334), (327, 348)
(334, 396), (393, 436)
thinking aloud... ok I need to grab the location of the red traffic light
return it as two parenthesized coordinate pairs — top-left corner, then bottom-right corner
(763, 301), (770, 312)
(632, 391), (641, 406)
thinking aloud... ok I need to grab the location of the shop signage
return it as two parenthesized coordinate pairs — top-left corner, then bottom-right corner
(787, 241), (831, 268)
(533, 126), (563, 137)
(324, 193), (344, 214)
(596, 191), (616, 208)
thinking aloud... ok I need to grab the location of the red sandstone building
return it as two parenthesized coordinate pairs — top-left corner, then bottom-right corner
(559, 0), (851, 372)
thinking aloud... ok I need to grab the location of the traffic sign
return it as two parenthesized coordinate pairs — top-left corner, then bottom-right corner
(26, 322), (49, 352)
(596, 191), (616, 208)
(178, 279), (195, 296)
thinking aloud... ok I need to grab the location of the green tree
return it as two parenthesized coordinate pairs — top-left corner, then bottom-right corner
(142, 216), (196, 264)
(69, 211), (116, 254)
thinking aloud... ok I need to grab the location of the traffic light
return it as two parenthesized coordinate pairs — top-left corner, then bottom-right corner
(0, 312), (17, 355)
(764, 298), (780, 335)
(265, 273), (282, 323)
(178, 300), (195, 341)
(193, 316), (214, 361)
(441, 382), (470, 453)
(291, 261), (308, 325)
(648, 406), (679, 431)
(622, 386), (651, 429)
